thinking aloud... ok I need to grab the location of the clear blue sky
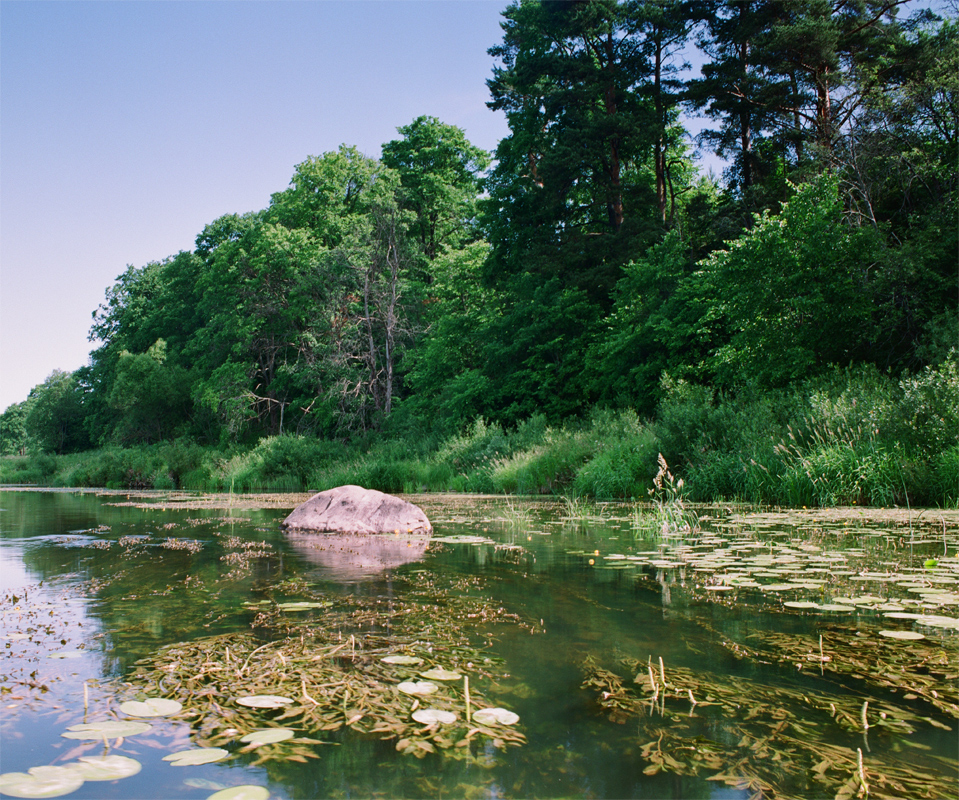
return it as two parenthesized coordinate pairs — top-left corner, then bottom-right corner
(1, 0), (519, 410)
(0, 0), (742, 412)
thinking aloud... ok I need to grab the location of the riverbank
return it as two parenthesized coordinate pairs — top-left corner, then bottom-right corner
(3, 362), (957, 507)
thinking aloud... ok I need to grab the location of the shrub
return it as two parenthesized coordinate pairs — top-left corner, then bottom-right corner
(573, 428), (660, 499)
(934, 445), (959, 507)
(217, 435), (347, 491)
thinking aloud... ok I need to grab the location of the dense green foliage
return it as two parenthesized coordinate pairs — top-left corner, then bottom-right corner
(3, 2), (956, 506)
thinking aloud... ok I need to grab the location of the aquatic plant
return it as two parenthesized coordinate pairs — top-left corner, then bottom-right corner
(125, 584), (528, 766)
(632, 455), (699, 537)
(581, 654), (956, 799)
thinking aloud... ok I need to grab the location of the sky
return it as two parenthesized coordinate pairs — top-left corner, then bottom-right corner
(0, 0), (735, 413)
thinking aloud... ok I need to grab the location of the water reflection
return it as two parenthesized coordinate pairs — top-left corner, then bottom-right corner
(285, 530), (430, 581)
(1, 489), (957, 800)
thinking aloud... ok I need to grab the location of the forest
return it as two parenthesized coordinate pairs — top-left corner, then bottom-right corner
(2, 0), (956, 507)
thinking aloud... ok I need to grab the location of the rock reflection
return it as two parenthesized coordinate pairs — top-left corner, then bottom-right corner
(284, 531), (430, 580)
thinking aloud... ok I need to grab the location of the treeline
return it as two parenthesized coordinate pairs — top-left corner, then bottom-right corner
(2, 0), (956, 505)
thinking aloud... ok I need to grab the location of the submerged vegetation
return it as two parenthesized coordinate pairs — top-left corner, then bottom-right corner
(3, 2), (957, 507)
(1, 491), (957, 797)
(125, 586), (528, 765)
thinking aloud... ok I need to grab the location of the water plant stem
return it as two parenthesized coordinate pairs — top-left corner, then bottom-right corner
(861, 701), (869, 731)
(301, 677), (319, 706)
(240, 642), (272, 675)
(464, 675), (471, 723)
(857, 747), (869, 796)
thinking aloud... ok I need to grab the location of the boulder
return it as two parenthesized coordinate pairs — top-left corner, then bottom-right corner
(280, 485), (432, 535)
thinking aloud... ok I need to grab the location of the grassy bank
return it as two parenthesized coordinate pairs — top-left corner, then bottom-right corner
(3, 358), (957, 508)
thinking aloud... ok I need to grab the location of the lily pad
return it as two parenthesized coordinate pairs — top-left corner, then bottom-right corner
(276, 601), (333, 611)
(0, 766), (85, 798)
(61, 720), (152, 739)
(412, 708), (457, 725)
(119, 698), (182, 717)
(419, 668), (461, 681)
(381, 655), (422, 665)
(162, 748), (230, 766)
(878, 630), (925, 640)
(472, 707), (520, 726)
(397, 680), (439, 696)
(47, 650), (84, 659)
(66, 755), (142, 781)
(238, 728), (295, 745)
(235, 695), (294, 708)
(783, 601), (820, 609)
(206, 786), (271, 800)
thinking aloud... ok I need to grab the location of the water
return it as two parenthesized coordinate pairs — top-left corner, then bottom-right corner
(1, 489), (957, 799)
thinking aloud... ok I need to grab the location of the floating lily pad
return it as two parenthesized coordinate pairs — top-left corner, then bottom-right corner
(162, 748), (230, 766)
(912, 614), (959, 629)
(239, 728), (295, 745)
(276, 601), (333, 611)
(0, 766), (85, 798)
(235, 695), (294, 708)
(878, 630), (925, 640)
(412, 708), (457, 725)
(184, 779), (226, 791)
(419, 668), (461, 681)
(206, 786), (271, 800)
(381, 655), (422, 665)
(397, 680), (438, 695)
(2, 633), (30, 641)
(66, 755), (142, 781)
(119, 698), (182, 717)
(47, 650), (84, 659)
(61, 720), (152, 739)
(472, 707), (519, 726)
(431, 535), (494, 544)
(783, 601), (820, 609)
(816, 603), (855, 612)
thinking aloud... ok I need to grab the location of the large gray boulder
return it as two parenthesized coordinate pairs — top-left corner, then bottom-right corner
(280, 485), (432, 535)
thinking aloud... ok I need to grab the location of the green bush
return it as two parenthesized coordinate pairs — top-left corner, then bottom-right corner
(573, 428), (660, 499)
(217, 435), (348, 491)
(934, 445), (959, 507)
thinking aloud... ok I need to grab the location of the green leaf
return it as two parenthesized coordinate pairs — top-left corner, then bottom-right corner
(276, 601), (333, 611)
(235, 695), (294, 708)
(397, 681), (438, 696)
(206, 787), (270, 800)
(472, 707), (519, 726)
(65, 755), (142, 781)
(878, 630), (925, 640)
(419, 668), (461, 681)
(61, 720), (152, 739)
(119, 698), (183, 717)
(412, 709), (457, 725)
(162, 748), (230, 766)
(238, 728), (295, 745)
(381, 655), (422, 665)
(0, 767), (84, 798)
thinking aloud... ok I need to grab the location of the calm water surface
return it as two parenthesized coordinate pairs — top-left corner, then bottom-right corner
(1, 489), (957, 799)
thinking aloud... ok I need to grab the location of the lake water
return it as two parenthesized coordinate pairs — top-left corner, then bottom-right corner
(1, 488), (957, 799)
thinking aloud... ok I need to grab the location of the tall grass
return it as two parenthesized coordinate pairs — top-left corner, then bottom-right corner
(3, 356), (955, 507)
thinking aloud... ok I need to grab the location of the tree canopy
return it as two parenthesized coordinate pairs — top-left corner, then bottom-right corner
(4, 0), (954, 458)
